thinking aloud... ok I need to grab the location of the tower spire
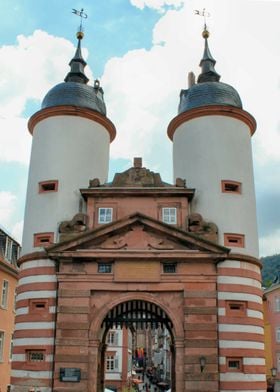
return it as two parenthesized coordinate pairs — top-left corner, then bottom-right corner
(194, 9), (221, 84)
(197, 27), (220, 83)
(65, 8), (89, 84)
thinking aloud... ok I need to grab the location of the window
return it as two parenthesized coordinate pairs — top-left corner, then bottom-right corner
(98, 208), (113, 224)
(106, 354), (118, 372)
(27, 350), (45, 362)
(226, 357), (243, 372)
(276, 327), (280, 343)
(29, 299), (48, 313)
(221, 180), (242, 194)
(33, 232), (54, 247)
(1, 280), (9, 308)
(10, 333), (14, 361)
(226, 301), (247, 317)
(98, 263), (112, 273)
(224, 233), (245, 248)
(0, 331), (4, 362)
(163, 263), (176, 273)
(162, 208), (177, 224)
(39, 180), (58, 193)
(107, 331), (118, 346)
(5, 237), (13, 262)
(276, 297), (280, 312)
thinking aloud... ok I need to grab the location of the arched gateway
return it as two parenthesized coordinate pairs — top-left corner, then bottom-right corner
(94, 298), (177, 391)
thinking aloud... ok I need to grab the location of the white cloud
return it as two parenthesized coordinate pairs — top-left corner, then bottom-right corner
(260, 229), (280, 257)
(0, 191), (17, 228)
(0, 30), (92, 164)
(130, 0), (183, 12)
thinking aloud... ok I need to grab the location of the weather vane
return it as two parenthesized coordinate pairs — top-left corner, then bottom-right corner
(72, 8), (88, 32)
(194, 8), (210, 31)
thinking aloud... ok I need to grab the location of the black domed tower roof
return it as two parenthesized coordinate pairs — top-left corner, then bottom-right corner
(178, 29), (242, 114)
(41, 32), (106, 115)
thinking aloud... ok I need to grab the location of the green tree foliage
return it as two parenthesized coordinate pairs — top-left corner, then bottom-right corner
(261, 254), (280, 288)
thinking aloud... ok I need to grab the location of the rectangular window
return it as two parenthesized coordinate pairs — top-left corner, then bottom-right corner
(5, 237), (13, 262)
(162, 208), (177, 224)
(227, 357), (243, 372)
(98, 208), (113, 224)
(39, 180), (58, 193)
(224, 233), (245, 248)
(226, 301), (247, 317)
(1, 280), (9, 308)
(106, 355), (115, 371)
(276, 327), (280, 343)
(276, 297), (280, 312)
(33, 232), (54, 247)
(163, 263), (176, 273)
(107, 332), (116, 345)
(29, 299), (49, 313)
(10, 333), (14, 361)
(98, 263), (112, 273)
(0, 331), (4, 362)
(27, 350), (45, 362)
(221, 180), (242, 194)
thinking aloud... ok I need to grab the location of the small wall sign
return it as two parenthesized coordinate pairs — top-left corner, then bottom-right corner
(59, 368), (81, 382)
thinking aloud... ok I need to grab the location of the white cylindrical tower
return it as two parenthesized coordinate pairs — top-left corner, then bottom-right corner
(168, 29), (258, 258)
(22, 32), (116, 255)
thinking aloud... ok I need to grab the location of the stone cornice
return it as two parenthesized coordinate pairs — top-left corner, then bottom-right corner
(17, 251), (48, 266)
(28, 106), (116, 142)
(167, 105), (256, 141)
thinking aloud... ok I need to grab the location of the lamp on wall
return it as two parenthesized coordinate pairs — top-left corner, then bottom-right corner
(271, 367), (277, 377)
(200, 356), (206, 372)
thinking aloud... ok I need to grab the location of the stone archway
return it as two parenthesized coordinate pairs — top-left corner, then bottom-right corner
(88, 293), (185, 392)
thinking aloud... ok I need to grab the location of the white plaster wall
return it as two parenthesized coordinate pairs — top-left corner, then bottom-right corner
(22, 115), (110, 254)
(173, 115), (259, 257)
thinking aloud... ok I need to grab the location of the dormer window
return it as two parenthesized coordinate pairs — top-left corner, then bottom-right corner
(98, 208), (113, 224)
(162, 208), (177, 224)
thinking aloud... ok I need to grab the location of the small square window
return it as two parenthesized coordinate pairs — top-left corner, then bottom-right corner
(27, 350), (45, 362)
(224, 233), (245, 248)
(221, 180), (242, 194)
(163, 263), (176, 273)
(227, 357), (243, 372)
(34, 232), (54, 247)
(39, 180), (58, 193)
(226, 301), (247, 317)
(98, 263), (112, 273)
(98, 208), (113, 224)
(162, 208), (177, 224)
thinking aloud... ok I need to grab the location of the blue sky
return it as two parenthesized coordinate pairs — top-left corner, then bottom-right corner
(0, 0), (280, 256)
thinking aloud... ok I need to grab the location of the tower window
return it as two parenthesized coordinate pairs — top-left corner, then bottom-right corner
(39, 180), (58, 193)
(98, 208), (113, 224)
(224, 233), (245, 248)
(33, 232), (54, 247)
(226, 357), (243, 372)
(162, 208), (177, 224)
(221, 180), (241, 194)
(226, 301), (247, 316)
(26, 350), (45, 362)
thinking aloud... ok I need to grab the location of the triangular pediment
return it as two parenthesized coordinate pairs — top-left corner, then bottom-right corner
(47, 213), (229, 259)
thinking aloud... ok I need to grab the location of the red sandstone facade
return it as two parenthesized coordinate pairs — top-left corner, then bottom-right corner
(12, 163), (265, 391)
